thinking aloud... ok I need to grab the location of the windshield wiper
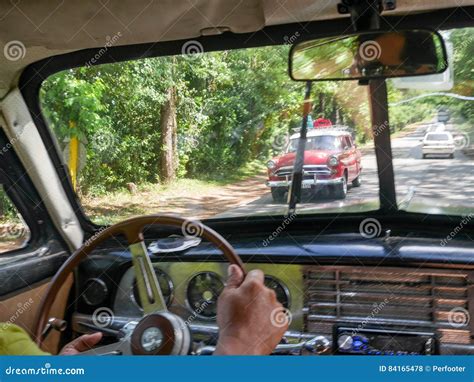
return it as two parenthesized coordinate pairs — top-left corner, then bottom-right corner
(287, 81), (313, 216)
(398, 186), (416, 210)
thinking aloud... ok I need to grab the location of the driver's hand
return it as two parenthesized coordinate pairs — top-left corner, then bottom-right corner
(59, 332), (103, 355)
(215, 265), (288, 355)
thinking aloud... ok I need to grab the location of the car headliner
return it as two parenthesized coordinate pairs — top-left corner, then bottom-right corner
(0, 0), (473, 97)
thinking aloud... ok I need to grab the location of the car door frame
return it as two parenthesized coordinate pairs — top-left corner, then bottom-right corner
(0, 127), (69, 299)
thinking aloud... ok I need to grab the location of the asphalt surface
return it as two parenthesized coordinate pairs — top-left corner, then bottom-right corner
(218, 125), (474, 217)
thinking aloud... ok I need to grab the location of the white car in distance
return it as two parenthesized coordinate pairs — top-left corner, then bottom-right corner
(422, 132), (455, 159)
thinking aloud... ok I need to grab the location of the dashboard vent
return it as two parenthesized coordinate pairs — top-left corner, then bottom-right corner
(304, 267), (471, 343)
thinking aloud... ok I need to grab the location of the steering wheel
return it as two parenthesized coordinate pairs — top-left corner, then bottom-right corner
(33, 215), (245, 355)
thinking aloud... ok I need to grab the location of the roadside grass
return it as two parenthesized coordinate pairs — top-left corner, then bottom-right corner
(456, 121), (472, 135)
(198, 159), (267, 184)
(82, 159), (267, 225)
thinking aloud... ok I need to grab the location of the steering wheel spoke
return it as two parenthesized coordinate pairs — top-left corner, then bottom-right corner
(129, 241), (167, 314)
(80, 339), (131, 356)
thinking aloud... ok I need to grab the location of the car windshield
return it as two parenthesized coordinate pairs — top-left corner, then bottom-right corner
(425, 134), (450, 141)
(39, 27), (473, 224)
(287, 135), (339, 152)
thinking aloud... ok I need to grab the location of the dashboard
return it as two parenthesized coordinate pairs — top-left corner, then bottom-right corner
(72, 235), (474, 355)
(112, 263), (301, 326)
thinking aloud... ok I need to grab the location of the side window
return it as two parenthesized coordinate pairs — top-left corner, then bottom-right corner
(342, 136), (351, 149)
(337, 137), (345, 150)
(0, 187), (29, 253)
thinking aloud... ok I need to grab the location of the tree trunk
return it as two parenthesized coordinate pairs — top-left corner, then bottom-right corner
(331, 98), (337, 122)
(159, 86), (178, 183)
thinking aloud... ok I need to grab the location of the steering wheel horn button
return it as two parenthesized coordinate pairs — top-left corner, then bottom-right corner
(141, 327), (163, 352)
(131, 312), (191, 355)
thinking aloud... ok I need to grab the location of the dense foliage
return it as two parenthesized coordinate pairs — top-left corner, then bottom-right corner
(40, 29), (473, 196)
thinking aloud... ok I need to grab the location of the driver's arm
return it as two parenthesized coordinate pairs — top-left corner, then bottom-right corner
(215, 265), (288, 355)
(0, 324), (102, 355)
(0, 324), (49, 355)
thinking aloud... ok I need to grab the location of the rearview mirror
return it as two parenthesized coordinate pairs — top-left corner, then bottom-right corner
(289, 29), (448, 81)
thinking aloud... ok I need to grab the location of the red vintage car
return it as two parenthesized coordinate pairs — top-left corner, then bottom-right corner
(266, 129), (362, 202)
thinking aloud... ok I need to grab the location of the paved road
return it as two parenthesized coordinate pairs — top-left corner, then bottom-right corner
(391, 126), (474, 206)
(218, 125), (474, 217)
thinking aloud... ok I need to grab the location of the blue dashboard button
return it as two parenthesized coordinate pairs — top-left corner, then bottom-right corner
(353, 340), (362, 348)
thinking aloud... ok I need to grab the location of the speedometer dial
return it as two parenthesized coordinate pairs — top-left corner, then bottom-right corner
(186, 272), (224, 319)
(264, 276), (291, 308)
(132, 268), (174, 308)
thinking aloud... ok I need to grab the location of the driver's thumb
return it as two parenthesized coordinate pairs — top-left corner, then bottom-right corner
(225, 264), (244, 289)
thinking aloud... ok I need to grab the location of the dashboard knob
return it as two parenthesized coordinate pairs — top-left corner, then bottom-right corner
(337, 334), (353, 351)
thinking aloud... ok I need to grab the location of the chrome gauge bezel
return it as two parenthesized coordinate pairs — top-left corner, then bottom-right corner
(264, 275), (292, 309)
(185, 271), (224, 321)
(130, 268), (175, 311)
(82, 278), (109, 306)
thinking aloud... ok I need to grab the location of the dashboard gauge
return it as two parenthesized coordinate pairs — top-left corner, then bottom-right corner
(264, 276), (291, 308)
(82, 278), (109, 306)
(132, 268), (174, 308)
(186, 272), (224, 319)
